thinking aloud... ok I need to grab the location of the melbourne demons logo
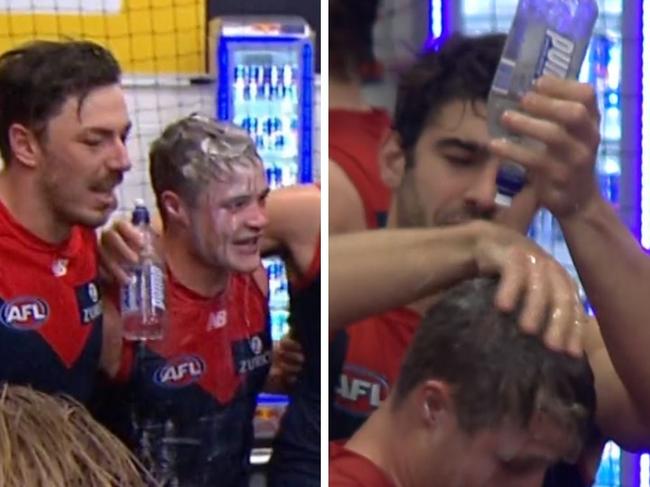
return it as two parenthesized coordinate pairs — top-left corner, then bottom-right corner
(0, 296), (50, 331)
(154, 355), (206, 388)
(335, 364), (390, 416)
(249, 336), (263, 355)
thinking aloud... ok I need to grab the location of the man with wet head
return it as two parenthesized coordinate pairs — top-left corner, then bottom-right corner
(150, 114), (269, 277)
(0, 39), (131, 402)
(331, 278), (597, 487)
(101, 114), (272, 487)
(99, 116), (322, 485)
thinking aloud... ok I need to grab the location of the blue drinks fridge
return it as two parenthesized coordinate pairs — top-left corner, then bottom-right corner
(215, 15), (315, 459)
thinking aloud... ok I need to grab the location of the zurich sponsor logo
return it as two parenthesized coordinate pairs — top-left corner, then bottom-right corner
(0, 296), (49, 331)
(153, 355), (206, 388)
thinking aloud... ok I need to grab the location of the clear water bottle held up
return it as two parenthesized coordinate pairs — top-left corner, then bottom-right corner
(487, 0), (599, 206)
(121, 199), (167, 341)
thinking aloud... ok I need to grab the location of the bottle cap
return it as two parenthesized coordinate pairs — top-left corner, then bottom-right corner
(495, 162), (526, 207)
(131, 199), (150, 225)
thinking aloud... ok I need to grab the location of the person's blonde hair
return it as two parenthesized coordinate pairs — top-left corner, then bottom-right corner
(0, 384), (152, 486)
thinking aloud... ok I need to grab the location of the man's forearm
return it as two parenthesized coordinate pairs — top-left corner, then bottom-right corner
(329, 224), (479, 332)
(561, 196), (650, 416)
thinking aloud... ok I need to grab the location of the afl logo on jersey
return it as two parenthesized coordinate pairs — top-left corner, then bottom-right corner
(0, 297), (50, 331)
(335, 365), (390, 415)
(154, 355), (206, 388)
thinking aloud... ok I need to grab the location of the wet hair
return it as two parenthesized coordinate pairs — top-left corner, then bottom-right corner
(0, 384), (149, 486)
(0, 39), (121, 166)
(149, 114), (262, 224)
(329, 0), (381, 80)
(393, 278), (596, 455)
(393, 33), (505, 167)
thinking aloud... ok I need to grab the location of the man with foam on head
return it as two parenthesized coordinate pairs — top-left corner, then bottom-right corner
(100, 114), (273, 486)
(0, 39), (131, 402)
(99, 120), (322, 486)
(95, 108), (324, 484)
(331, 278), (597, 487)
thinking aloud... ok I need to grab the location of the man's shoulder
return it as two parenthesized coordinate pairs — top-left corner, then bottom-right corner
(329, 442), (395, 487)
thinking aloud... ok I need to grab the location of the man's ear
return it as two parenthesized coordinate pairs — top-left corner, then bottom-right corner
(160, 191), (191, 227)
(420, 379), (454, 429)
(379, 131), (408, 190)
(8, 123), (41, 169)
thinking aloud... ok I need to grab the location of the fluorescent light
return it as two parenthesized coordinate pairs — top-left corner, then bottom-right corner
(641, 453), (650, 487)
(431, 0), (443, 39)
(642, 0), (650, 247)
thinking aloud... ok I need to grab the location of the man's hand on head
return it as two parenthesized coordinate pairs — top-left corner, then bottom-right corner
(471, 221), (585, 357)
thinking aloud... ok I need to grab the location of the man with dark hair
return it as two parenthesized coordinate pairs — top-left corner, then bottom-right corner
(0, 40), (131, 402)
(329, 0), (380, 82)
(329, 0), (393, 233)
(331, 32), (548, 439)
(331, 278), (597, 487)
(330, 31), (650, 486)
(387, 33), (517, 229)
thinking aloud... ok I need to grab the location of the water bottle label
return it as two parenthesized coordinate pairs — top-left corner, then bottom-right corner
(121, 270), (142, 314)
(535, 30), (575, 79)
(150, 265), (166, 311)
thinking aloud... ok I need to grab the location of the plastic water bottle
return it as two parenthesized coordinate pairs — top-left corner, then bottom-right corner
(487, 0), (599, 206)
(121, 200), (166, 341)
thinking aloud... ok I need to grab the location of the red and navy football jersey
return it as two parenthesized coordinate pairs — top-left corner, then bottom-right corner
(0, 200), (103, 403)
(330, 108), (392, 229)
(330, 442), (396, 487)
(110, 269), (271, 487)
(330, 308), (420, 440)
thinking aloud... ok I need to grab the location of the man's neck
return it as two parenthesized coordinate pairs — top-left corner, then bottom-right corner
(163, 232), (229, 298)
(346, 404), (421, 487)
(0, 171), (72, 244)
(330, 77), (371, 111)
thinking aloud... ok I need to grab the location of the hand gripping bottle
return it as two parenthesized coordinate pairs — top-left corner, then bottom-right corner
(120, 200), (167, 340)
(487, 0), (599, 206)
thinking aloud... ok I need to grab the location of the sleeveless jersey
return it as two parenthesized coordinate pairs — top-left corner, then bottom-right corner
(0, 200), (103, 402)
